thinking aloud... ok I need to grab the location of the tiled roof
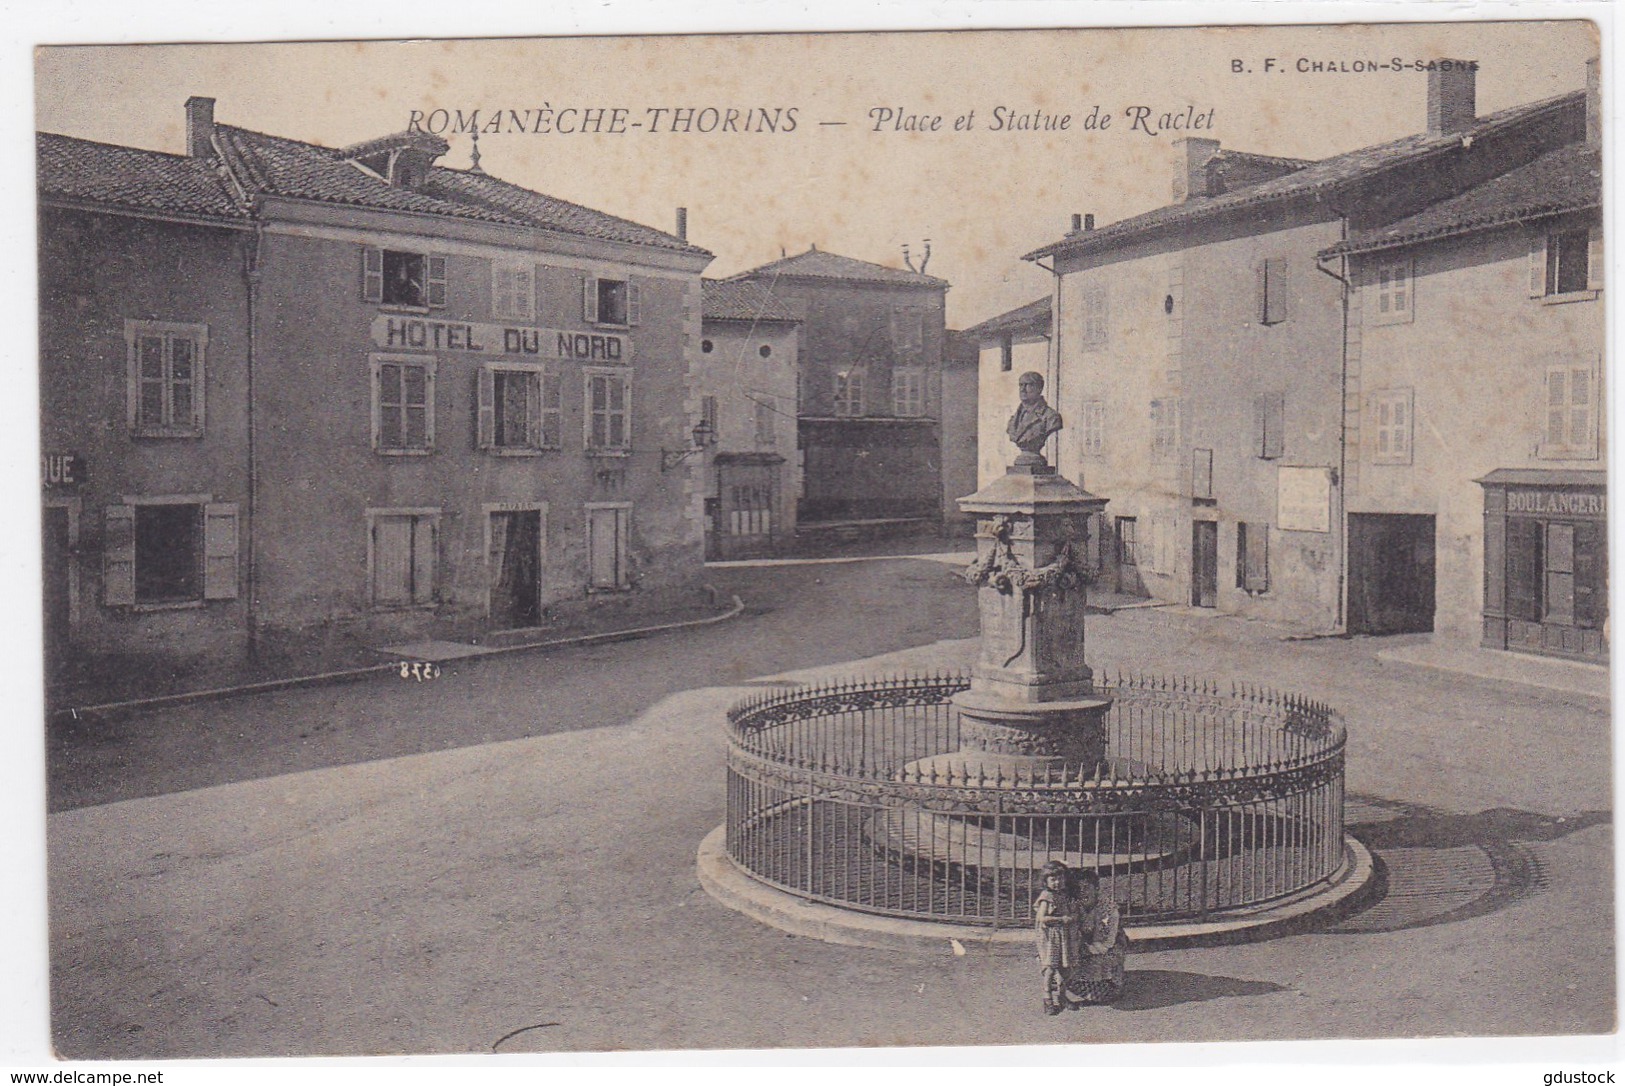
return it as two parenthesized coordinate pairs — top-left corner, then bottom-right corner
(36, 132), (248, 221)
(731, 247), (948, 288)
(1321, 143), (1601, 257)
(1025, 90), (1584, 261)
(701, 278), (801, 322)
(212, 124), (710, 254)
(964, 296), (1051, 339)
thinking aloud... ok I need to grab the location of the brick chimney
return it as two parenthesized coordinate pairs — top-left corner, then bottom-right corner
(676, 206), (688, 242)
(1587, 56), (1601, 144)
(1426, 61), (1477, 136)
(1172, 137), (1221, 202)
(185, 96), (216, 158)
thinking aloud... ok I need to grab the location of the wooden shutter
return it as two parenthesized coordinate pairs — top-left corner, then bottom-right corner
(412, 517), (437, 604)
(1244, 523), (1270, 593)
(1256, 261), (1269, 323)
(1271, 260), (1289, 323)
(525, 371), (542, 448)
(1529, 234), (1548, 297)
(362, 247), (384, 302)
(202, 503), (239, 600)
(1256, 393), (1284, 459)
(516, 266), (534, 320)
(626, 278), (641, 326)
(1587, 227), (1604, 291)
(476, 366), (495, 449)
(541, 371), (562, 447)
(103, 504), (136, 607)
(583, 275), (599, 323)
(425, 255), (448, 308)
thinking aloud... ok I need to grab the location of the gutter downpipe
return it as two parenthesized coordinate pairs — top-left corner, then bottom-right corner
(1315, 209), (1351, 635)
(244, 211), (263, 658)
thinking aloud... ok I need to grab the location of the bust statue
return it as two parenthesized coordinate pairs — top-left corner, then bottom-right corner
(1006, 371), (1063, 460)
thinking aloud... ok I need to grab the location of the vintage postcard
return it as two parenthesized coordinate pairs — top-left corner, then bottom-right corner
(14, 11), (1614, 1069)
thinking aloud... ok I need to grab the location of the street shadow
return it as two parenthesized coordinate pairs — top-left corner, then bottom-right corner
(1330, 796), (1611, 934)
(1109, 969), (1289, 1011)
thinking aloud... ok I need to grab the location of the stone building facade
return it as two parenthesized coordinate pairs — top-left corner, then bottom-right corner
(39, 98), (714, 679)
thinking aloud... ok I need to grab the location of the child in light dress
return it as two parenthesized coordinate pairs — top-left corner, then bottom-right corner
(1034, 862), (1128, 1015)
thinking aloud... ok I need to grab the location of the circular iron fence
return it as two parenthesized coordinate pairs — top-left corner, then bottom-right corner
(724, 672), (1346, 926)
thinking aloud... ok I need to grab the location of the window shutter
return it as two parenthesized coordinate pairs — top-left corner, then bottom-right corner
(583, 276), (599, 323)
(363, 247), (384, 302)
(423, 364), (437, 451)
(1587, 228), (1603, 292)
(103, 505), (136, 607)
(1273, 260), (1289, 323)
(412, 518), (438, 604)
(426, 256), (448, 308)
(1245, 524), (1270, 593)
(1256, 261), (1269, 323)
(1529, 234), (1548, 297)
(525, 371), (543, 448)
(626, 278), (642, 326)
(516, 267), (534, 321)
(476, 366), (495, 449)
(202, 503), (240, 600)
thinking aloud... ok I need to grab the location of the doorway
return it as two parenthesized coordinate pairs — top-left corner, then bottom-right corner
(489, 508), (543, 629)
(1348, 513), (1436, 634)
(1191, 520), (1218, 608)
(43, 504), (72, 672)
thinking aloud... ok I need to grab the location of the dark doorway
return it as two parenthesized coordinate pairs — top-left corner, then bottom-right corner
(1191, 520), (1218, 608)
(1114, 516), (1144, 597)
(1348, 513), (1436, 634)
(43, 505), (71, 673)
(713, 456), (782, 560)
(490, 510), (542, 629)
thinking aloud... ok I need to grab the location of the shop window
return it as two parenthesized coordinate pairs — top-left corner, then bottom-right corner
(834, 369), (865, 417)
(1371, 259), (1413, 325)
(1254, 393), (1285, 460)
(125, 321), (206, 438)
(103, 500), (237, 607)
(583, 275), (640, 326)
(1081, 281), (1109, 350)
(369, 510), (438, 608)
(492, 260), (535, 321)
(892, 367), (925, 416)
(478, 364), (560, 452)
(363, 247), (447, 308)
(372, 356), (435, 454)
(1372, 388), (1413, 465)
(584, 367), (632, 452)
(1236, 521), (1269, 593)
(1151, 398), (1181, 462)
(1081, 400), (1106, 458)
(586, 503), (631, 590)
(1540, 361), (1599, 460)
(1506, 518), (1607, 631)
(1257, 258), (1290, 325)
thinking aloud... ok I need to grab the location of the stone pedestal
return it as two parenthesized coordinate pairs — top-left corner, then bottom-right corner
(943, 459), (1110, 776)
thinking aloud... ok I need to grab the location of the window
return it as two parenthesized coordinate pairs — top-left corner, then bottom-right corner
(1372, 259), (1414, 325)
(369, 510), (438, 608)
(103, 499), (237, 607)
(1151, 398), (1181, 461)
(1372, 388), (1413, 465)
(1258, 258), (1290, 325)
(583, 275), (640, 326)
(999, 336), (1013, 372)
(492, 260), (535, 321)
(1540, 360), (1599, 460)
(701, 395), (719, 442)
(1532, 229), (1592, 297)
(125, 321), (206, 437)
(1254, 393), (1285, 460)
(363, 247), (447, 308)
(1081, 400), (1106, 457)
(1192, 448), (1214, 499)
(753, 395), (777, 447)
(1115, 516), (1138, 568)
(584, 367), (632, 452)
(1081, 281), (1109, 350)
(478, 364), (561, 452)
(1237, 522), (1269, 593)
(892, 367), (925, 416)
(372, 356), (435, 454)
(587, 503), (631, 590)
(891, 307), (924, 357)
(834, 369), (865, 417)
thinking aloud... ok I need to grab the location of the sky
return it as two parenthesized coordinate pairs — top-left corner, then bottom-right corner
(34, 21), (1597, 329)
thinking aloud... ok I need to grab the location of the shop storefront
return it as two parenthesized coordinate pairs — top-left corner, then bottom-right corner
(1479, 469), (1607, 663)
